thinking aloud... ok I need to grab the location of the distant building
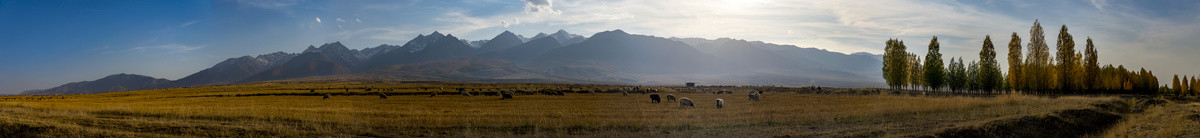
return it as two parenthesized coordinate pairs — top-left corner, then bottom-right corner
(685, 82), (696, 87)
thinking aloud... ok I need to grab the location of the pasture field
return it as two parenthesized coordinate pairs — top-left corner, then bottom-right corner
(0, 81), (1190, 137)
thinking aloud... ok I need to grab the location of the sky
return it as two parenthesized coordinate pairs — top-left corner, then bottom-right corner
(1, 0), (1199, 94)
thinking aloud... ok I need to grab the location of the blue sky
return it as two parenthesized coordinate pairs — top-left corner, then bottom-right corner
(1, 0), (1199, 94)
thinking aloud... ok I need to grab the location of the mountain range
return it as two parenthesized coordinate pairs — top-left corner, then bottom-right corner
(22, 29), (883, 95)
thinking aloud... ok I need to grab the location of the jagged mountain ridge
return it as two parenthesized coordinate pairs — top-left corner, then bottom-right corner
(475, 36), (564, 65)
(25, 29), (884, 95)
(532, 29), (586, 45)
(239, 52), (353, 82)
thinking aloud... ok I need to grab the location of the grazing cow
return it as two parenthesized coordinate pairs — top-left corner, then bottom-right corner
(666, 94), (677, 102)
(323, 94), (331, 99)
(748, 93), (760, 101)
(378, 93), (388, 99)
(650, 94), (661, 103)
(716, 99), (725, 109)
(678, 97), (694, 108)
(501, 91), (514, 99)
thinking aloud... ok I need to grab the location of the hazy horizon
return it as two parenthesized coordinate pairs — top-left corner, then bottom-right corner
(4, 0), (1200, 94)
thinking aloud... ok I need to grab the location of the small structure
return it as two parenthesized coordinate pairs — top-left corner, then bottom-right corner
(685, 82), (696, 87)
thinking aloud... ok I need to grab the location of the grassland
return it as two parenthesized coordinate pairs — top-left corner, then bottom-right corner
(1102, 98), (1200, 137)
(0, 81), (1184, 137)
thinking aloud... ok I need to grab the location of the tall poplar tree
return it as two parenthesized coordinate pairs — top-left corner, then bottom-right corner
(909, 53), (922, 90)
(979, 35), (1002, 92)
(924, 36), (946, 91)
(1176, 75), (1185, 93)
(883, 39), (908, 89)
(1174, 75), (1181, 94)
(1025, 20), (1052, 92)
(1056, 25), (1076, 93)
(967, 60), (980, 92)
(1007, 32), (1023, 92)
(948, 57), (966, 92)
(1185, 75), (1195, 95)
(1084, 37), (1100, 91)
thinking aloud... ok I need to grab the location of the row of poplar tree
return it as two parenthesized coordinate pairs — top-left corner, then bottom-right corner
(882, 20), (1165, 95)
(1171, 75), (1200, 96)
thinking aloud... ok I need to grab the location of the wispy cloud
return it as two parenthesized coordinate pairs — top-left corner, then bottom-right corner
(127, 44), (205, 54)
(433, 11), (498, 35)
(1089, 0), (1110, 10)
(179, 20), (200, 28)
(234, 0), (303, 14)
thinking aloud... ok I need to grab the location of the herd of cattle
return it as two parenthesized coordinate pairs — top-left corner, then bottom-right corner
(315, 86), (774, 109)
(657, 91), (759, 109)
(307, 85), (816, 109)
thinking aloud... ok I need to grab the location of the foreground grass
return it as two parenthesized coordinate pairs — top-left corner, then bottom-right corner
(0, 82), (1117, 137)
(1102, 99), (1200, 137)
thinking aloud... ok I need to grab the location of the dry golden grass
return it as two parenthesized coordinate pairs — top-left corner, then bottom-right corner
(0, 82), (1119, 137)
(1102, 100), (1200, 137)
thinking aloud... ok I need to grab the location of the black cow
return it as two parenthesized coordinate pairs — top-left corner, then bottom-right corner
(650, 94), (661, 103)
(501, 91), (514, 99)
